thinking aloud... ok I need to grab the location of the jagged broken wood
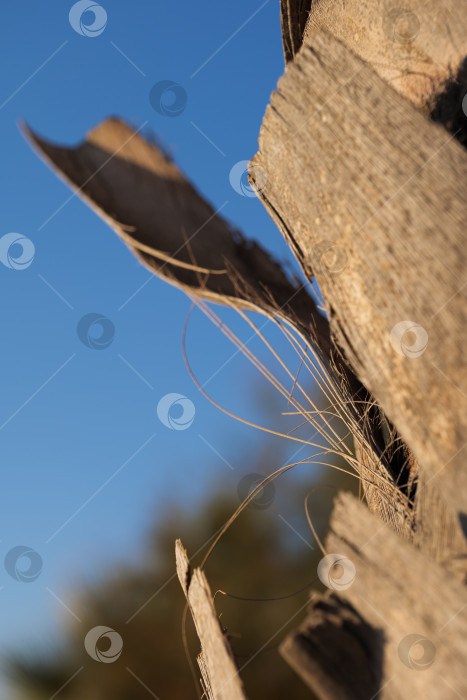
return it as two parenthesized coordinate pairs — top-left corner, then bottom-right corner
(22, 119), (331, 358)
(281, 492), (467, 700)
(175, 539), (247, 700)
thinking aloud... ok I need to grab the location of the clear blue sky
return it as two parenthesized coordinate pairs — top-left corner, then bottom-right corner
(0, 0), (325, 689)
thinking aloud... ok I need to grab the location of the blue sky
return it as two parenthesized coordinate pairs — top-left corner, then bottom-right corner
(0, 0), (328, 690)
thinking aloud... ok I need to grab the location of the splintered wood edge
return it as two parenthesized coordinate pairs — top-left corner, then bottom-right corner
(175, 539), (247, 700)
(175, 539), (191, 596)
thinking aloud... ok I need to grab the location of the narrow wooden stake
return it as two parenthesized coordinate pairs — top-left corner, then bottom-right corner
(175, 540), (247, 700)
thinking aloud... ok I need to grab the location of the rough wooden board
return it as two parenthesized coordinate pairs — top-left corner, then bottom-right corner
(22, 118), (332, 357)
(251, 29), (467, 522)
(175, 540), (247, 700)
(303, 0), (467, 111)
(281, 492), (467, 699)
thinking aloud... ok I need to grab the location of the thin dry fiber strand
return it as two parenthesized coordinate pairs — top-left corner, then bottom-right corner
(24, 118), (419, 540)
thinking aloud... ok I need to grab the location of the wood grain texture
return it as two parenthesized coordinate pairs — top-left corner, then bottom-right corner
(176, 540), (247, 700)
(281, 492), (467, 699)
(251, 29), (467, 523)
(303, 0), (467, 111)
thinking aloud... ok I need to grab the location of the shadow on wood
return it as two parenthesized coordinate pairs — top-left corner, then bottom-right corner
(281, 594), (384, 700)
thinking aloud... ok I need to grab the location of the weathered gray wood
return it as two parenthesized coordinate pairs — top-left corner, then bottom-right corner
(281, 492), (467, 699)
(25, 116), (424, 540)
(303, 0), (467, 112)
(175, 540), (247, 700)
(251, 29), (467, 524)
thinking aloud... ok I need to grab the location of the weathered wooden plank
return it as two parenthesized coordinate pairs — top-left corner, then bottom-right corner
(303, 0), (467, 112)
(251, 29), (467, 523)
(176, 540), (247, 700)
(281, 492), (467, 699)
